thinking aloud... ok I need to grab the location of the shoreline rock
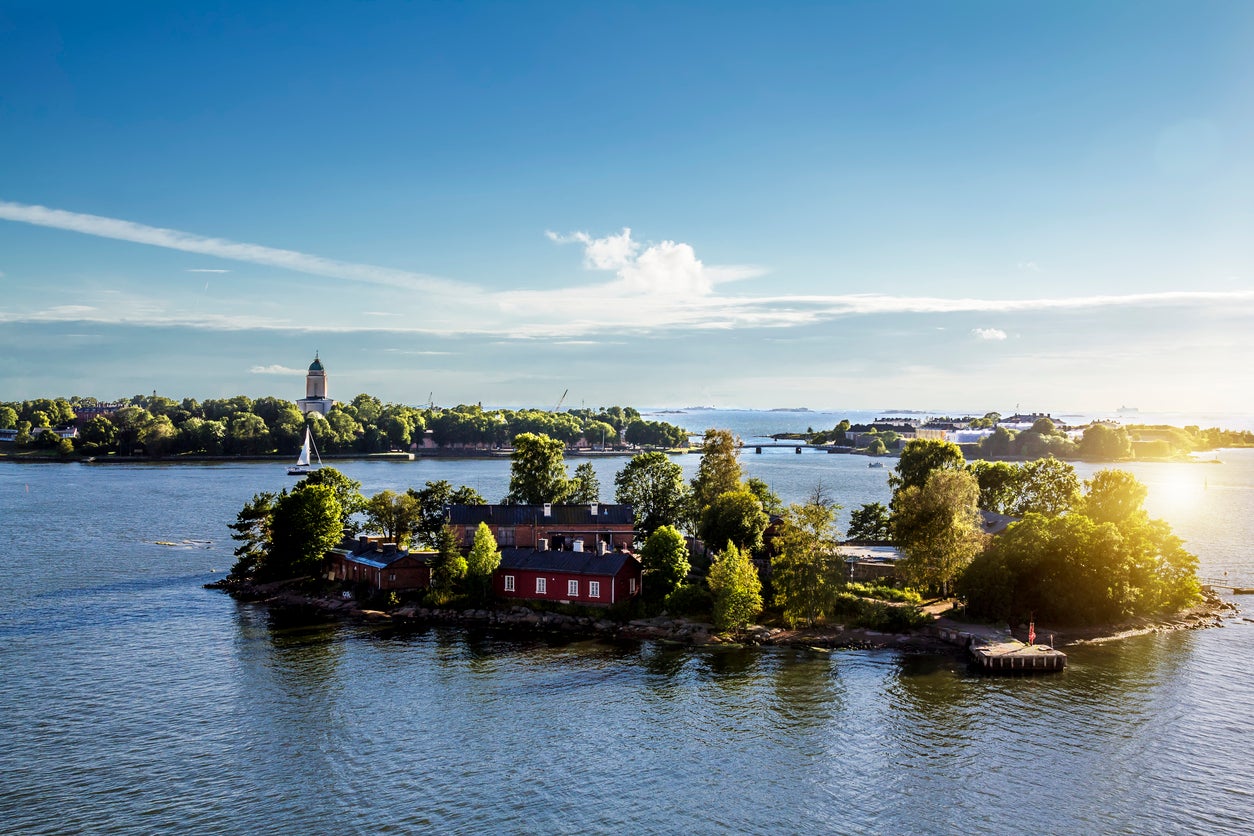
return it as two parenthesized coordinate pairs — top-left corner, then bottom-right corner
(206, 578), (1236, 652)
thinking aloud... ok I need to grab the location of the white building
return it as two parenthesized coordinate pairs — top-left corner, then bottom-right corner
(296, 354), (336, 416)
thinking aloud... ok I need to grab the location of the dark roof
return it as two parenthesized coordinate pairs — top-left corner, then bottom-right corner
(448, 503), (634, 527)
(498, 548), (638, 577)
(331, 535), (431, 568)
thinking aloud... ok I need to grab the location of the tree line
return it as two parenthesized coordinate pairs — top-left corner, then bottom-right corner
(0, 395), (687, 457)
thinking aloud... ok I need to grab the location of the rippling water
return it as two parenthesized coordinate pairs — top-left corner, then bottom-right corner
(2, 448), (1253, 834)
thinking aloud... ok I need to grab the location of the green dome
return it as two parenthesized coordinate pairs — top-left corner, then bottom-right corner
(309, 356), (324, 372)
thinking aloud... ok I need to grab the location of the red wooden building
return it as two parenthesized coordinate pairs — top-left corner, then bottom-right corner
(448, 503), (637, 552)
(493, 546), (642, 606)
(325, 535), (433, 592)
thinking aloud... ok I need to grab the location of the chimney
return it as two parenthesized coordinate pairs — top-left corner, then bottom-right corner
(543, 503), (552, 517)
(538, 538), (549, 551)
(573, 539), (584, 553)
(600, 540), (610, 555)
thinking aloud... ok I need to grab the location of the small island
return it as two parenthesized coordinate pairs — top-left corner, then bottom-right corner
(212, 430), (1231, 668)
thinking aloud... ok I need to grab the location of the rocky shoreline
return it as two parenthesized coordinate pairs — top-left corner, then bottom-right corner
(209, 579), (1237, 653)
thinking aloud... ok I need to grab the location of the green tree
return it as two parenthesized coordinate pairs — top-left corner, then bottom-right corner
(227, 412), (270, 455)
(640, 525), (691, 597)
(958, 508), (1200, 625)
(568, 461), (601, 503)
(691, 429), (743, 512)
(891, 469), (985, 595)
(0, 405), (17, 429)
(228, 491), (277, 580)
(745, 477), (783, 517)
(968, 460), (1020, 514)
(428, 526), (468, 604)
(772, 501), (845, 627)
(614, 451), (690, 538)
(1009, 457), (1079, 517)
(267, 484), (343, 580)
(1082, 469), (1148, 524)
(847, 502), (892, 543)
(507, 432), (571, 504)
(1078, 424), (1132, 461)
(889, 439), (966, 497)
(707, 542), (763, 631)
(408, 480), (486, 548)
(465, 522), (501, 602)
(300, 467), (367, 521)
(699, 488), (768, 554)
(364, 489), (421, 547)
(140, 414), (177, 457)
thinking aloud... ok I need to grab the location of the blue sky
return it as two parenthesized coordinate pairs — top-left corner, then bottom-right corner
(2, 1), (1252, 414)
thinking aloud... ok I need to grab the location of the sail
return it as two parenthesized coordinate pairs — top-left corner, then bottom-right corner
(296, 429), (311, 467)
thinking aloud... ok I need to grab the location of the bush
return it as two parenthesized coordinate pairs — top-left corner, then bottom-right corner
(664, 583), (714, 618)
(846, 583), (923, 605)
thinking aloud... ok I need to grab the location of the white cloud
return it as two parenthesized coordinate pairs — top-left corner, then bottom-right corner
(1017, 261), (1043, 273)
(4, 200), (1252, 342)
(546, 227), (766, 297)
(0, 199), (467, 295)
(249, 364), (305, 375)
(972, 328), (1008, 340)
(45, 304), (97, 316)
(186, 268), (230, 273)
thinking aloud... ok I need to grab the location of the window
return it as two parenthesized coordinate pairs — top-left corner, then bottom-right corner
(498, 527), (515, 546)
(536, 577), (547, 594)
(568, 579), (579, 597)
(504, 575), (515, 592)
(629, 577), (637, 594)
(589, 581), (600, 598)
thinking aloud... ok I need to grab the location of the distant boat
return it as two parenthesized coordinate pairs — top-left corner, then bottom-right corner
(868, 461), (884, 468)
(288, 428), (321, 476)
(1117, 405), (1139, 415)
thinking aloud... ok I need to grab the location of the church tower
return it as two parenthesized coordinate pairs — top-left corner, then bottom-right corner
(297, 353), (335, 415)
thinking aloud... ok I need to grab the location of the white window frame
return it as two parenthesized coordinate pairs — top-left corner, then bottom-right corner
(589, 581), (601, 599)
(504, 575), (515, 592)
(536, 577), (547, 594)
(568, 579), (579, 597)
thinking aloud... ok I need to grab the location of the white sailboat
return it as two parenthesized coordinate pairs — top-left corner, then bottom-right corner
(288, 428), (321, 476)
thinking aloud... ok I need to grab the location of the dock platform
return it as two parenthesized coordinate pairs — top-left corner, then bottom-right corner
(969, 641), (1067, 672)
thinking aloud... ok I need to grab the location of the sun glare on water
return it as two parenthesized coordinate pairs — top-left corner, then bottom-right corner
(1143, 468), (1210, 519)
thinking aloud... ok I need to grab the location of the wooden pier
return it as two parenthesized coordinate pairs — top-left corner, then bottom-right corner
(969, 640), (1067, 672)
(933, 621), (1067, 673)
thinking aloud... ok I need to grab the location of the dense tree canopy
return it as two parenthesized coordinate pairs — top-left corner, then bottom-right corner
(847, 502), (892, 543)
(889, 439), (966, 497)
(363, 489), (421, 547)
(891, 469), (986, 595)
(568, 461), (601, 503)
(640, 525), (691, 597)
(772, 500), (845, 627)
(407, 480), (486, 549)
(465, 522), (501, 602)
(614, 451), (690, 538)
(267, 484), (344, 580)
(707, 542), (763, 631)
(507, 433), (571, 504)
(698, 488), (768, 554)
(690, 429), (744, 512)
